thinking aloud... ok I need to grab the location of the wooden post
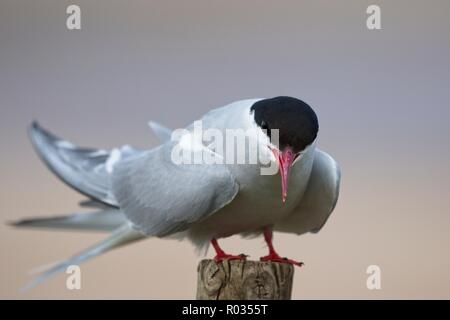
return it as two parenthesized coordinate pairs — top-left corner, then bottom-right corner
(196, 259), (294, 300)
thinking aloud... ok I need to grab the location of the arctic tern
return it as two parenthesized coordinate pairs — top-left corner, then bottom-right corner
(12, 96), (341, 289)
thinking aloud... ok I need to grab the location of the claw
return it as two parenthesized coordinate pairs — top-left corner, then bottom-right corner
(260, 227), (304, 267)
(211, 238), (249, 263)
(214, 253), (248, 263)
(260, 253), (303, 267)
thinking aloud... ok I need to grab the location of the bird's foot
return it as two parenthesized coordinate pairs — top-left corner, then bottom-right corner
(214, 253), (248, 263)
(260, 252), (304, 267)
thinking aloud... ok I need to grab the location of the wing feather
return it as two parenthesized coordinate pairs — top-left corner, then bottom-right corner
(112, 141), (239, 237)
(28, 122), (140, 206)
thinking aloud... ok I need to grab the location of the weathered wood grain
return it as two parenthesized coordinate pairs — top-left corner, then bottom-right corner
(196, 259), (294, 300)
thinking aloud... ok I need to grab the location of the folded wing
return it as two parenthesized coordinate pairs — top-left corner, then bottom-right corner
(275, 149), (341, 235)
(112, 141), (239, 237)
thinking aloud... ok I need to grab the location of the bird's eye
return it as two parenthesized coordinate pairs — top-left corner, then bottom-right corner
(261, 121), (271, 139)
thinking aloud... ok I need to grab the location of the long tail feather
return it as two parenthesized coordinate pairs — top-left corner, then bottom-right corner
(10, 209), (127, 232)
(22, 223), (144, 291)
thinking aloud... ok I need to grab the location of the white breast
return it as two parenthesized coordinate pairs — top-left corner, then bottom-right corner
(187, 143), (316, 247)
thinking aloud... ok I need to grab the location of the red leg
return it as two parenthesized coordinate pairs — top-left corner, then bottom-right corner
(260, 227), (304, 267)
(211, 238), (247, 262)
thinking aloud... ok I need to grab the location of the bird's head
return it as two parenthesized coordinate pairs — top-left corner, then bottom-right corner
(250, 96), (319, 203)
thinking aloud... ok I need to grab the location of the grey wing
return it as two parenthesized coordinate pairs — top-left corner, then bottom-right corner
(111, 142), (239, 237)
(274, 149), (341, 235)
(29, 122), (141, 207)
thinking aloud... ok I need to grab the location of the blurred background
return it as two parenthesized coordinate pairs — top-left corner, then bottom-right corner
(1, 0), (449, 299)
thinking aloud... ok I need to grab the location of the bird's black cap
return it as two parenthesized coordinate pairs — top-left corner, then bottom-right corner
(251, 96), (319, 153)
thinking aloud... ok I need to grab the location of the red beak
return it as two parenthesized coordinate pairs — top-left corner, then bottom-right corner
(272, 148), (296, 203)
